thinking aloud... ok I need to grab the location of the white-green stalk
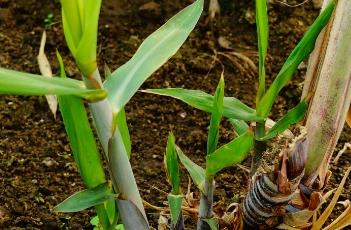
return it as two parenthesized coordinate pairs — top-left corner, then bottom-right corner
(197, 180), (215, 230)
(84, 70), (148, 224)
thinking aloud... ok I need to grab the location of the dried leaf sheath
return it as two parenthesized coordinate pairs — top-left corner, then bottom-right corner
(302, 0), (351, 185)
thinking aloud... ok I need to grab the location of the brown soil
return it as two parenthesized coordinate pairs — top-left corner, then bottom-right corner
(0, 0), (350, 229)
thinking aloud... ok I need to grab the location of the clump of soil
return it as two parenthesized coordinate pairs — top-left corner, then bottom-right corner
(0, 0), (350, 229)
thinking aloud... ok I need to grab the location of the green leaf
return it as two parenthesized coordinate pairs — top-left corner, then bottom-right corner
(207, 76), (224, 155)
(255, 0), (268, 104)
(90, 215), (100, 227)
(259, 100), (308, 141)
(203, 218), (218, 230)
(60, 0), (83, 52)
(206, 131), (254, 176)
(75, 0), (101, 75)
(175, 145), (206, 193)
(105, 196), (118, 226)
(168, 194), (183, 226)
(60, 0), (101, 75)
(0, 67), (106, 101)
(104, 0), (204, 114)
(57, 53), (106, 188)
(143, 88), (262, 122)
(116, 108), (131, 158)
(228, 119), (249, 136)
(256, 0), (336, 118)
(54, 183), (115, 212)
(165, 133), (181, 194)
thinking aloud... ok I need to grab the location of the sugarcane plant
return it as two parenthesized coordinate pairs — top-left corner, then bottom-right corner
(282, 0), (351, 229)
(145, 0), (340, 229)
(0, 0), (204, 229)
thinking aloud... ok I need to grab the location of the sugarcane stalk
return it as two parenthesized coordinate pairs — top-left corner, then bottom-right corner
(301, 0), (351, 188)
(84, 69), (148, 229)
(197, 179), (215, 230)
(243, 138), (307, 228)
(251, 123), (267, 177)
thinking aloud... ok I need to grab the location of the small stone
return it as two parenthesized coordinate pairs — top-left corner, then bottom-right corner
(42, 158), (57, 167)
(180, 112), (187, 118)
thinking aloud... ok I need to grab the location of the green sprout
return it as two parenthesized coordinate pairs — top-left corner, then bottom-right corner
(44, 13), (54, 29)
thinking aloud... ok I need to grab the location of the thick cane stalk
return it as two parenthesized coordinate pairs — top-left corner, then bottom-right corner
(243, 137), (307, 228)
(84, 69), (148, 229)
(301, 0), (351, 188)
(197, 179), (215, 230)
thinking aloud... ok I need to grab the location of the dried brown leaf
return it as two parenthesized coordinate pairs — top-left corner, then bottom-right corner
(312, 166), (351, 230)
(37, 31), (57, 118)
(346, 105), (351, 128)
(323, 200), (351, 230)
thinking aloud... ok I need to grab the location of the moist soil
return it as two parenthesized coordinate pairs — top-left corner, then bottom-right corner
(0, 0), (350, 229)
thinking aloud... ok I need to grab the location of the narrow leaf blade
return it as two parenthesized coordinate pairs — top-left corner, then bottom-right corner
(54, 183), (114, 212)
(175, 145), (206, 193)
(207, 76), (224, 155)
(0, 68), (106, 101)
(165, 133), (181, 194)
(257, 0), (336, 118)
(255, 0), (268, 104)
(206, 131), (254, 176)
(104, 0), (204, 114)
(259, 100), (308, 141)
(57, 54), (106, 188)
(143, 88), (261, 122)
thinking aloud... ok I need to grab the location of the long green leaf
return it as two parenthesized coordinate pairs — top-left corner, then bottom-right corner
(206, 131), (254, 176)
(0, 67), (106, 101)
(255, 0), (268, 104)
(57, 53), (106, 188)
(256, 0), (336, 118)
(59, 95), (108, 185)
(143, 88), (262, 122)
(54, 183), (115, 212)
(207, 76), (224, 155)
(165, 133), (181, 194)
(104, 0), (204, 114)
(75, 0), (101, 75)
(175, 145), (206, 193)
(259, 100), (308, 141)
